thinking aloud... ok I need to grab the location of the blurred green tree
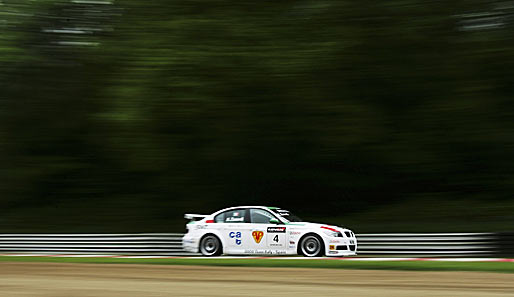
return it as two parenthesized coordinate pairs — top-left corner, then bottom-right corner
(1, 0), (513, 232)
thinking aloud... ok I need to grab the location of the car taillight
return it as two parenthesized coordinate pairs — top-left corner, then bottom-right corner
(205, 219), (214, 223)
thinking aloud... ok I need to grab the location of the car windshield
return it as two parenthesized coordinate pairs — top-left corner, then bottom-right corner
(269, 208), (303, 222)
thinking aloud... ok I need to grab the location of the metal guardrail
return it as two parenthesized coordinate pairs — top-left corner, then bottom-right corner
(356, 233), (498, 256)
(0, 232), (505, 257)
(0, 233), (189, 256)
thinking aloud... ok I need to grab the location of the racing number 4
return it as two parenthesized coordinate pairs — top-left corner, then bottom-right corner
(273, 235), (279, 243)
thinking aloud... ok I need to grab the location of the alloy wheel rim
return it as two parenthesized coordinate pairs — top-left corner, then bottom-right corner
(202, 237), (218, 255)
(302, 237), (320, 255)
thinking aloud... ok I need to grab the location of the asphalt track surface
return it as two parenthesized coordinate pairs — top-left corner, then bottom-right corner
(1, 262), (514, 296)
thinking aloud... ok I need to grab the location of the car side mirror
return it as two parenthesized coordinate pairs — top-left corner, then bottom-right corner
(269, 218), (280, 224)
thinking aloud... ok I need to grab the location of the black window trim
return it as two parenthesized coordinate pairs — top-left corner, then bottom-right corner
(214, 208), (250, 223)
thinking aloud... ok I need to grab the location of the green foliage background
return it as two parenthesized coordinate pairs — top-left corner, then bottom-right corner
(1, 0), (514, 232)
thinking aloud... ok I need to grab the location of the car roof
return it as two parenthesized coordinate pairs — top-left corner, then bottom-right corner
(212, 206), (269, 214)
(208, 206), (292, 224)
(210, 206), (291, 216)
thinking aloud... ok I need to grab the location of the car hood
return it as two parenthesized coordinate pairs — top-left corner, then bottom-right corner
(286, 222), (352, 232)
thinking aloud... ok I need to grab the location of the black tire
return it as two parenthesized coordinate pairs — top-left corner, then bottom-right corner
(299, 234), (324, 257)
(199, 234), (222, 256)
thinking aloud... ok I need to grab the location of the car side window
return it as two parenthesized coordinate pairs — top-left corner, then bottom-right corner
(214, 212), (224, 223)
(250, 208), (278, 224)
(215, 209), (249, 223)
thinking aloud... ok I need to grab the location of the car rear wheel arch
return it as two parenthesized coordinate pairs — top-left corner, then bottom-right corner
(199, 233), (223, 256)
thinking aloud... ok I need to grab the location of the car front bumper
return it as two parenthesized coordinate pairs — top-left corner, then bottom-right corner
(323, 237), (358, 257)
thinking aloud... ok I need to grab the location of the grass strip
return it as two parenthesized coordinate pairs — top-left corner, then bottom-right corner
(0, 256), (513, 273)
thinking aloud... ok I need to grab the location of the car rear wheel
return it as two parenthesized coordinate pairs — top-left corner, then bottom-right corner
(200, 235), (222, 256)
(300, 234), (324, 257)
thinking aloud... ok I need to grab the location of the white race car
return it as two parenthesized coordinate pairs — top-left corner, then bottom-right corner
(182, 206), (357, 257)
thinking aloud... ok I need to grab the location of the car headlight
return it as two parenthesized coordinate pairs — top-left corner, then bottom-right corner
(322, 229), (342, 237)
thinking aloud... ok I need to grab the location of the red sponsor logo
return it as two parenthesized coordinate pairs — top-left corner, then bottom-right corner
(252, 231), (264, 243)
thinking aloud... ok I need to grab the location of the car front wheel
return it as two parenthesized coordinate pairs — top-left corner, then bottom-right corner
(199, 235), (222, 256)
(299, 234), (324, 257)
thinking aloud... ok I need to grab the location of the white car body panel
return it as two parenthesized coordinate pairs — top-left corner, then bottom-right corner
(182, 206), (357, 257)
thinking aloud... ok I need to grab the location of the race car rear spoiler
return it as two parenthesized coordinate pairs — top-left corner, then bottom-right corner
(184, 213), (208, 221)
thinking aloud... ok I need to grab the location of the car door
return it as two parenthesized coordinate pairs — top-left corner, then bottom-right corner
(249, 208), (288, 254)
(216, 208), (252, 254)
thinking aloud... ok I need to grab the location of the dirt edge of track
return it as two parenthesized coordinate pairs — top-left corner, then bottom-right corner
(1, 262), (513, 297)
